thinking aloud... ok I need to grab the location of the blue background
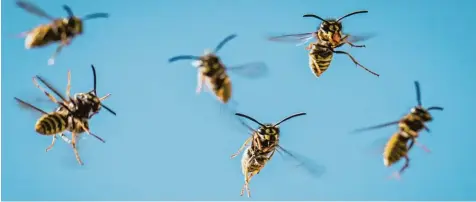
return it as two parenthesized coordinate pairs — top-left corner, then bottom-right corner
(2, 0), (476, 200)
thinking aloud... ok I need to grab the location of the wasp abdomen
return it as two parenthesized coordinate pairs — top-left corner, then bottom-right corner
(309, 50), (333, 77)
(209, 75), (232, 104)
(35, 113), (68, 135)
(383, 133), (410, 167)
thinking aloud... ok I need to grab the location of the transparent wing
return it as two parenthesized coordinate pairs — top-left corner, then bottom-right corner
(16, 0), (56, 20)
(350, 120), (400, 134)
(226, 62), (268, 79)
(344, 33), (377, 43)
(277, 145), (326, 179)
(14, 97), (49, 118)
(267, 32), (316, 46)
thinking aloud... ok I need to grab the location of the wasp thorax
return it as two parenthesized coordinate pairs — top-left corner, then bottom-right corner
(411, 107), (432, 121)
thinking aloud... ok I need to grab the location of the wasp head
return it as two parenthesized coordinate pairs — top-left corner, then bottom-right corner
(318, 20), (343, 45)
(256, 124), (280, 141)
(64, 17), (83, 35)
(411, 106), (432, 122)
(74, 92), (101, 114)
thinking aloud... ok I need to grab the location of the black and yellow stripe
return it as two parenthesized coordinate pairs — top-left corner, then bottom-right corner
(383, 132), (411, 167)
(35, 112), (69, 135)
(308, 42), (334, 78)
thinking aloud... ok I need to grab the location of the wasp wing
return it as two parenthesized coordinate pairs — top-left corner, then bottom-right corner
(226, 62), (268, 79)
(267, 32), (316, 46)
(350, 120), (400, 134)
(16, 0), (56, 20)
(344, 33), (377, 43)
(15, 97), (48, 114)
(277, 145), (326, 178)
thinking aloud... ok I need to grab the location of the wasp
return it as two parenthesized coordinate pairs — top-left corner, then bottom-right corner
(15, 72), (111, 165)
(168, 34), (268, 104)
(15, 0), (109, 65)
(268, 10), (371, 49)
(352, 81), (443, 178)
(231, 112), (325, 197)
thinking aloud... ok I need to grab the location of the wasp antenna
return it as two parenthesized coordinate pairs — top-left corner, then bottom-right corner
(427, 106), (444, 111)
(213, 34), (237, 53)
(337, 10), (368, 22)
(235, 113), (265, 127)
(414, 81), (422, 106)
(90, 65), (97, 95)
(274, 112), (307, 127)
(62, 5), (74, 17)
(303, 14), (329, 23)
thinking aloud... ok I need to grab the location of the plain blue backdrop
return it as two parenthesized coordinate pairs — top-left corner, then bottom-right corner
(2, 0), (476, 200)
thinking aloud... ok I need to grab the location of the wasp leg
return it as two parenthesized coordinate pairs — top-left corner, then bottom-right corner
(231, 137), (252, 159)
(99, 93), (112, 101)
(60, 133), (71, 144)
(78, 121), (106, 143)
(66, 70), (71, 98)
(45, 135), (57, 152)
(305, 43), (312, 50)
(333, 50), (380, 77)
(32, 77), (58, 103)
(242, 171), (258, 198)
(71, 132), (84, 165)
(196, 73), (205, 94)
(346, 41), (366, 48)
(48, 45), (65, 65)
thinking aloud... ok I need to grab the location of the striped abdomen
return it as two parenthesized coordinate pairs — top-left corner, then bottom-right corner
(206, 72), (232, 104)
(309, 45), (334, 78)
(241, 147), (269, 176)
(383, 132), (411, 167)
(35, 112), (69, 135)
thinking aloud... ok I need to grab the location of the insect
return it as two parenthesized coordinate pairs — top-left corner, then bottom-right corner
(268, 10), (372, 49)
(352, 81), (443, 178)
(231, 112), (325, 197)
(15, 73), (108, 165)
(168, 34), (268, 104)
(15, 0), (109, 65)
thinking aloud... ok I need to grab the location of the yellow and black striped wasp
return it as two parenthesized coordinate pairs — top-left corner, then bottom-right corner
(267, 10), (379, 78)
(15, 70), (113, 165)
(15, 0), (109, 65)
(352, 81), (443, 179)
(231, 112), (326, 197)
(268, 10), (371, 48)
(168, 34), (268, 104)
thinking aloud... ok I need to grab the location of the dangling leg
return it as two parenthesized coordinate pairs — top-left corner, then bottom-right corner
(45, 135), (57, 152)
(32, 77), (58, 103)
(230, 137), (252, 159)
(78, 121), (106, 143)
(390, 156), (410, 180)
(346, 41), (366, 48)
(196, 73), (205, 94)
(71, 132), (84, 165)
(66, 70), (71, 98)
(243, 171), (258, 198)
(333, 50), (380, 77)
(48, 34), (71, 65)
(414, 140), (431, 153)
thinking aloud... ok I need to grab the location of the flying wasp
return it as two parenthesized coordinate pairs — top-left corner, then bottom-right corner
(15, 0), (109, 65)
(352, 81), (443, 179)
(231, 112), (325, 197)
(168, 34), (268, 104)
(15, 73), (110, 165)
(268, 10), (372, 49)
